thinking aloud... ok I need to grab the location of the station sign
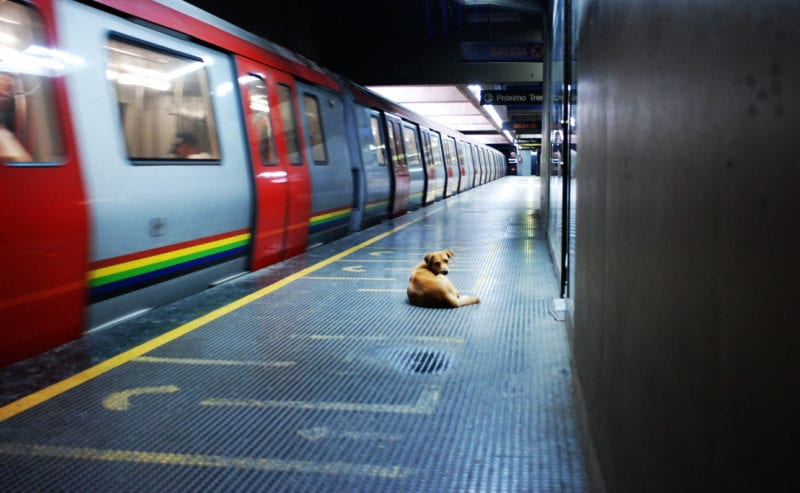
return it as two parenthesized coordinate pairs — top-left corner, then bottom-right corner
(502, 121), (541, 132)
(460, 42), (544, 62)
(480, 89), (543, 106)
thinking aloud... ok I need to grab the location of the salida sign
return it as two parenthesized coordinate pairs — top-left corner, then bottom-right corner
(460, 42), (544, 62)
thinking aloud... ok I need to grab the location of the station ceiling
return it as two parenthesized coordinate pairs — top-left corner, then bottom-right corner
(184, 0), (547, 148)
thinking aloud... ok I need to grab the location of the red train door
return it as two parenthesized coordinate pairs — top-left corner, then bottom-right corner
(236, 58), (311, 269)
(0, 0), (88, 365)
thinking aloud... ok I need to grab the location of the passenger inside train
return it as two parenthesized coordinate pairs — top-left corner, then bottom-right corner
(0, 0), (64, 165)
(171, 131), (212, 159)
(0, 72), (32, 162)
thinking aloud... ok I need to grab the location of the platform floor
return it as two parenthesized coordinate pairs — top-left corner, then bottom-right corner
(0, 176), (586, 492)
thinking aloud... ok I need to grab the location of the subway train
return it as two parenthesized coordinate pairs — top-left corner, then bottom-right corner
(0, 0), (506, 366)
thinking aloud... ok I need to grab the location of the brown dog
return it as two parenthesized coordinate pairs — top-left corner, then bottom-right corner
(407, 249), (480, 308)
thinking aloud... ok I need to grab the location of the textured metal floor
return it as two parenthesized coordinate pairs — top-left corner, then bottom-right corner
(0, 176), (586, 492)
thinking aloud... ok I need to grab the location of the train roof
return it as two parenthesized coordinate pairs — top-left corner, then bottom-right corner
(90, 0), (341, 91)
(343, 79), (499, 151)
(88, 1), (499, 153)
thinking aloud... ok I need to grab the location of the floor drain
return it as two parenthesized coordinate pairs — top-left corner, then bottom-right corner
(407, 350), (448, 374)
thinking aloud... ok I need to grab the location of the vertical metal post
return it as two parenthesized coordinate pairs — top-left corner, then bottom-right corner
(559, 0), (572, 298)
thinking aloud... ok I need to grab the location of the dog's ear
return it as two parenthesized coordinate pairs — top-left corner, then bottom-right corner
(424, 253), (433, 265)
(443, 249), (455, 259)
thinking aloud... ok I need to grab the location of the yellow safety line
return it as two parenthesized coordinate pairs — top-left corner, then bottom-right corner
(133, 356), (296, 367)
(0, 213), (432, 422)
(0, 443), (413, 478)
(473, 270), (490, 293)
(337, 259), (411, 263)
(303, 276), (396, 281)
(288, 335), (465, 345)
(200, 387), (440, 415)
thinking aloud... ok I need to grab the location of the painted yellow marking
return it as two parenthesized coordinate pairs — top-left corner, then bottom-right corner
(133, 356), (295, 368)
(303, 276), (395, 281)
(0, 443), (412, 478)
(201, 387), (439, 415)
(289, 335), (464, 345)
(341, 265), (366, 273)
(102, 385), (179, 411)
(0, 212), (436, 422)
(297, 427), (403, 442)
(473, 270), (490, 293)
(337, 259), (411, 263)
(357, 288), (406, 293)
(338, 430), (403, 441)
(390, 266), (477, 272)
(368, 251), (395, 257)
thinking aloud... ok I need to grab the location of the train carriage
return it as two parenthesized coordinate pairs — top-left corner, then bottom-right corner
(57, 0), (254, 329)
(296, 81), (353, 246)
(399, 119), (426, 211)
(383, 113), (412, 216)
(457, 140), (476, 192)
(341, 83), (392, 232)
(420, 127), (445, 204)
(235, 60), (313, 270)
(442, 133), (461, 198)
(0, 0), (88, 364)
(0, 0), (505, 366)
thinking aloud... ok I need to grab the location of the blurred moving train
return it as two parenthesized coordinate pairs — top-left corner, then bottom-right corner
(0, 0), (505, 366)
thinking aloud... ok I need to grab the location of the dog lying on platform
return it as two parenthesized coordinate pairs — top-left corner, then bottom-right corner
(407, 249), (480, 308)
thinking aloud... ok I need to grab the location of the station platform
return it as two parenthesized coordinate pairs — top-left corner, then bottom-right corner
(0, 176), (587, 492)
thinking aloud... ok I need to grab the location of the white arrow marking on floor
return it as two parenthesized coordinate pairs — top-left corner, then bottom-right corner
(368, 251), (394, 256)
(103, 385), (179, 411)
(342, 265), (366, 273)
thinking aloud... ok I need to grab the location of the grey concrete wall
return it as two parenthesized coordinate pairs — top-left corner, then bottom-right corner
(572, 1), (799, 491)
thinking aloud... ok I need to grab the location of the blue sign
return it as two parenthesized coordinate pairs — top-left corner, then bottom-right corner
(480, 90), (543, 106)
(460, 42), (544, 62)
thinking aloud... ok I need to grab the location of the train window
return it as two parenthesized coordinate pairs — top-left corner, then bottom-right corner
(471, 145), (480, 173)
(402, 124), (421, 171)
(386, 120), (405, 168)
(106, 37), (219, 163)
(244, 74), (276, 165)
(369, 115), (386, 166)
(430, 131), (444, 172)
(386, 120), (398, 164)
(277, 83), (302, 165)
(0, 1), (65, 165)
(456, 140), (467, 170)
(303, 93), (327, 164)
(444, 136), (458, 169)
(421, 131), (432, 168)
